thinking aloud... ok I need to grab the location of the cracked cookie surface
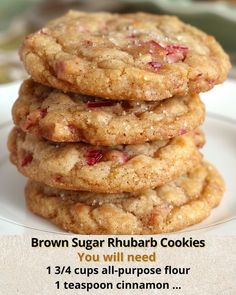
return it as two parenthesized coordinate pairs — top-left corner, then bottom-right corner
(20, 11), (230, 101)
(13, 79), (205, 145)
(25, 161), (224, 234)
(8, 127), (203, 193)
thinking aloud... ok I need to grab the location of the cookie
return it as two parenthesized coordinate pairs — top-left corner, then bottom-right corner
(25, 161), (224, 234)
(19, 11), (230, 101)
(12, 79), (205, 145)
(8, 127), (203, 193)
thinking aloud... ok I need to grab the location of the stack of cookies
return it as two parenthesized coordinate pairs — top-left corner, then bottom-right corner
(8, 11), (230, 234)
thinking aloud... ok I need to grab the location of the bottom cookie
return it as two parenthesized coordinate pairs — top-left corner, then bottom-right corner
(25, 161), (224, 234)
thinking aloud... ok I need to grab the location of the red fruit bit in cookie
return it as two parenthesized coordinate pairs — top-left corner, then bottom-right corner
(122, 153), (129, 163)
(21, 152), (33, 167)
(86, 150), (104, 166)
(179, 128), (187, 135)
(166, 44), (188, 54)
(206, 79), (216, 84)
(40, 108), (48, 118)
(166, 44), (188, 63)
(24, 116), (36, 130)
(54, 61), (66, 76)
(24, 108), (47, 130)
(86, 101), (115, 108)
(148, 61), (162, 70)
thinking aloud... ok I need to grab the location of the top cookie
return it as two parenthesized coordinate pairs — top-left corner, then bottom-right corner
(20, 11), (230, 101)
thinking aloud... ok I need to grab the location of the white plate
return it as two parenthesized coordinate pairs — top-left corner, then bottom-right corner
(0, 80), (236, 235)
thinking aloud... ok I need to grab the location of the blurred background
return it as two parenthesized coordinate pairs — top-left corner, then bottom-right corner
(0, 0), (235, 84)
